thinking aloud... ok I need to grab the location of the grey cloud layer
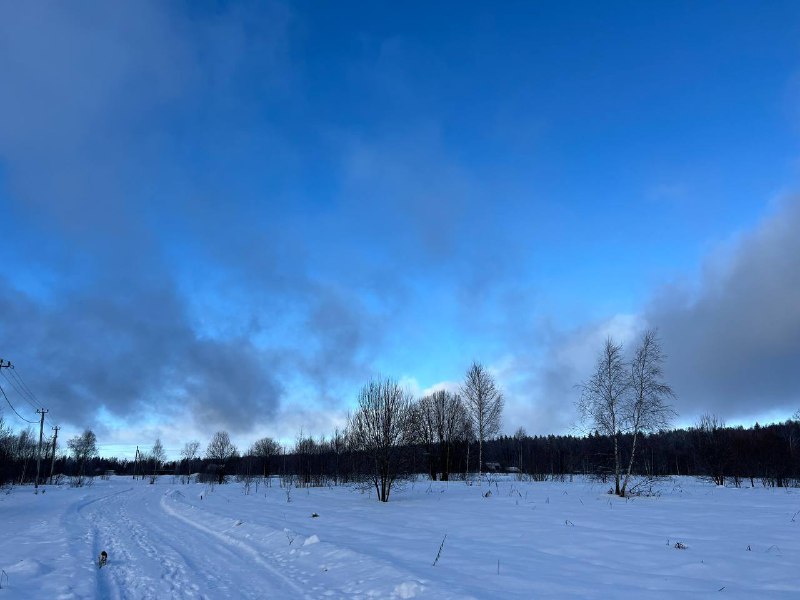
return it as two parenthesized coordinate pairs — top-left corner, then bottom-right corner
(648, 199), (800, 421)
(531, 199), (800, 429)
(0, 278), (282, 431)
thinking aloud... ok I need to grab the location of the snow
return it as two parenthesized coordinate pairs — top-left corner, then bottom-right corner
(1, 476), (798, 598)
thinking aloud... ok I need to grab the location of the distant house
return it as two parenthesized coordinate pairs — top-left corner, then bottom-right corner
(485, 462), (502, 472)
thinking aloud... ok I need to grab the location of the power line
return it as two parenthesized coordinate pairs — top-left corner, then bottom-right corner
(0, 382), (37, 424)
(1, 370), (38, 411)
(8, 367), (40, 408)
(0, 361), (56, 431)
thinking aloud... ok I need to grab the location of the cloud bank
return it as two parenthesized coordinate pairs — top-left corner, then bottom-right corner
(526, 198), (800, 431)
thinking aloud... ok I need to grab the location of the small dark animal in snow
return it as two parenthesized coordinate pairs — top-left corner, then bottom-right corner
(98, 551), (108, 568)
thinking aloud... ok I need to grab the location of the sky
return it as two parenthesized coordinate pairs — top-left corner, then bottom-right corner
(1, 1), (799, 459)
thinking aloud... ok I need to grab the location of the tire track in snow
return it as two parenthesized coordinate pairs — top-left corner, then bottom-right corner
(76, 486), (163, 600)
(160, 490), (311, 599)
(75, 484), (309, 599)
(66, 486), (135, 600)
(73, 485), (215, 599)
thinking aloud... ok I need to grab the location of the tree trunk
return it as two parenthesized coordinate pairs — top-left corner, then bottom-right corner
(613, 433), (620, 495)
(478, 438), (483, 483)
(621, 429), (640, 497)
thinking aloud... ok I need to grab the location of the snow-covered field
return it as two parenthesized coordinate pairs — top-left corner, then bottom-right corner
(1, 476), (798, 599)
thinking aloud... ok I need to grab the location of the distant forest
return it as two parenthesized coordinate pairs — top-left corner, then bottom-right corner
(3, 417), (799, 490)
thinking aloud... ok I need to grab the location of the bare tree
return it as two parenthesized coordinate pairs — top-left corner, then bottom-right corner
(461, 362), (504, 480)
(514, 427), (527, 470)
(411, 397), (439, 480)
(67, 429), (98, 485)
(621, 330), (676, 496)
(294, 429), (317, 487)
(415, 390), (468, 481)
(348, 377), (413, 502)
(577, 338), (628, 495)
(331, 426), (345, 485)
(0, 416), (13, 487)
(695, 413), (728, 486)
(250, 437), (280, 479)
(150, 438), (166, 482)
(13, 428), (37, 484)
(179, 441), (200, 483)
(205, 431), (238, 484)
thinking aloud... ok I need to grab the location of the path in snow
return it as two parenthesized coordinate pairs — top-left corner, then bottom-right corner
(74, 486), (309, 600)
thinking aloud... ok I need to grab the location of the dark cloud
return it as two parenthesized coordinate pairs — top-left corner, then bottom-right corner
(527, 198), (800, 432)
(0, 274), (283, 434)
(647, 198), (800, 422)
(0, 2), (376, 436)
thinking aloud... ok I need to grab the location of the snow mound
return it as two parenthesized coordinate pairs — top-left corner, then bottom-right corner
(303, 534), (320, 546)
(393, 580), (424, 598)
(4, 558), (51, 577)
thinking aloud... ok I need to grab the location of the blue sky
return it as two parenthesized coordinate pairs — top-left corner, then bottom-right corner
(1, 1), (799, 458)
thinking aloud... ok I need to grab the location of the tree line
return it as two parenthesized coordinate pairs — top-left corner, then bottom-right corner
(3, 333), (799, 497)
(4, 414), (799, 494)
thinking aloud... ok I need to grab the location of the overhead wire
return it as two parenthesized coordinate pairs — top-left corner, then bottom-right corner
(1, 370), (39, 411)
(8, 367), (40, 408)
(0, 382), (38, 424)
(1, 364), (56, 429)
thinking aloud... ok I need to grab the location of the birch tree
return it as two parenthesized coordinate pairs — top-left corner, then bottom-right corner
(151, 438), (166, 481)
(180, 441), (200, 482)
(577, 338), (628, 495)
(461, 362), (504, 480)
(620, 329), (676, 496)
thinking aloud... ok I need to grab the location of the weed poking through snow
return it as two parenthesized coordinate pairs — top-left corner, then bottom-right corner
(432, 535), (447, 567)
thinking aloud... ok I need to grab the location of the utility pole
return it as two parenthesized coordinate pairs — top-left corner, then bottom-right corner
(49, 426), (60, 484)
(35, 408), (49, 490)
(133, 446), (140, 480)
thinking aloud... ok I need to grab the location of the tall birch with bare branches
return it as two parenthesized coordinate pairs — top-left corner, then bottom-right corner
(577, 338), (628, 495)
(621, 329), (676, 496)
(461, 362), (503, 480)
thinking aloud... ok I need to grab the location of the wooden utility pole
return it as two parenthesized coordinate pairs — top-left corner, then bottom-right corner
(133, 446), (140, 480)
(35, 408), (49, 489)
(49, 426), (60, 484)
